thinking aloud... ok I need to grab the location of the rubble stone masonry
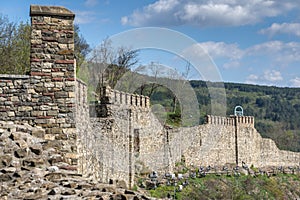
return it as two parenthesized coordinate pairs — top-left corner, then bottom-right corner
(0, 5), (77, 168)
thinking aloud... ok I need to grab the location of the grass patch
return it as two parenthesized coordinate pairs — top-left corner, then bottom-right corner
(145, 174), (300, 200)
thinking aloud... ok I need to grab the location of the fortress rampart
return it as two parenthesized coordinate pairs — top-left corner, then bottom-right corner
(0, 5), (299, 189)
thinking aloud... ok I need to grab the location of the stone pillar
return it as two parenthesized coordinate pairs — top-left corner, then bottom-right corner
(145, 97), (150, 108)
(30, 5), (77, 167)
(206, 115), (211, 124)
(105, 86), (112, 104)
(127, 93), (131, 105)
(140, 96), (145, 107)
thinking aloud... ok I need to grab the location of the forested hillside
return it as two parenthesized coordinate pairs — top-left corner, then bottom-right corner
(224, 82), (300, 152)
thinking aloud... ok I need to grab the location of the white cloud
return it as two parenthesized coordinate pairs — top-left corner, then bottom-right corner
(246, 70), (283, 85)
(182, 42), (243, 69)
(199, 42), (243, 60)
(290, 77), (300, 87)
(183, 40), (300, 70)
(121, 0), (300, 27)
(85, 0), (99, 7)
(246, 41), (300, 64)
(74, 10), (96, 24)
(223, 61), (241, 69)
(263, 70), (283, 82)
(246, 74), (260, 85)
(259, 23), (300, 37)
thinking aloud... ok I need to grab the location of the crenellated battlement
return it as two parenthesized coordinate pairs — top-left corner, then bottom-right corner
(206, 115), (255, 126)
(234, 115), (255, 125)
(99, 86), (150, 109)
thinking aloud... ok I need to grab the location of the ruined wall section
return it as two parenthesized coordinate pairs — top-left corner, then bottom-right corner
(238, 125), (300, 167)
(0, 5), (77, 168)
(0, 75), (32, 123)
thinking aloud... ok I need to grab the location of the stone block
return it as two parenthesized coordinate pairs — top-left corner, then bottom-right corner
(52, 72), (65, 77)
(43, 62), (52, 68)
(58, 43), (67, 49)
(47, 110), (58, 116)
(35, 118), (47, 124)
(65, 81), (74, 86)
(55, 91), (68, 98)
(68, 92), (75, 98)
(17, 139), (28, 149)
(0, 155), (12, 168)
(18, 106), (33, 112)
(44, 134), (55, 140)
(56, 118), (66, 123)
(62, 128), (76, 134)
(55, 79), (64, 88)
(10, 96), (19, 102)
(48, 127), (63, 134)
(31, 39), (42, 45)
(27, 89), (35, 94)
(65, 153), (77, 159)
(32, 128), (45, 138)
(40, 105), (51, 110)
(55, 133), (68, 140)
(0, 173), (12, 182)
(42, 68), (51, 73)
(4, 101), (13, 106)
(7, 111), (15, 117)
(31, 111), (45, 117)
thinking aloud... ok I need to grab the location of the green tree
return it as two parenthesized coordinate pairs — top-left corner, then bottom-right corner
(74, 24), (91, 72)
(0, 15), (90, 75)
(0, 16), (30, 74)
(88, 38), (139, 88)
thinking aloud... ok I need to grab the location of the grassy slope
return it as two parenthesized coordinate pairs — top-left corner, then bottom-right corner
(148, 174), (300, 200)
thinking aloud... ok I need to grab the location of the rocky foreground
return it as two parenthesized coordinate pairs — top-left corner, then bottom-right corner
(0, 121), (154, 200)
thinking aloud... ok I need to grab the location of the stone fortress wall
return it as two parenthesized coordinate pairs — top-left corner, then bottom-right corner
(0, 5), (299, 189)
(78, 83), (300, 188)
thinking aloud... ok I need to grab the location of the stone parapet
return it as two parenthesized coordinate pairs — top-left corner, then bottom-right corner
(99, 86), (150, 109)
(206, 115), (254, 126)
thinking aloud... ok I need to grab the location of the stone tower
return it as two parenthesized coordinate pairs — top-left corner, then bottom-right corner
(30, 5), (77, 167)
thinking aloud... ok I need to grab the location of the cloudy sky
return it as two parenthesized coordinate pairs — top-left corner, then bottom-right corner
(1, 0), (300, 87)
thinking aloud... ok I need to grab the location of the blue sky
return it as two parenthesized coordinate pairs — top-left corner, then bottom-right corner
(1, 0), (300, 87)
